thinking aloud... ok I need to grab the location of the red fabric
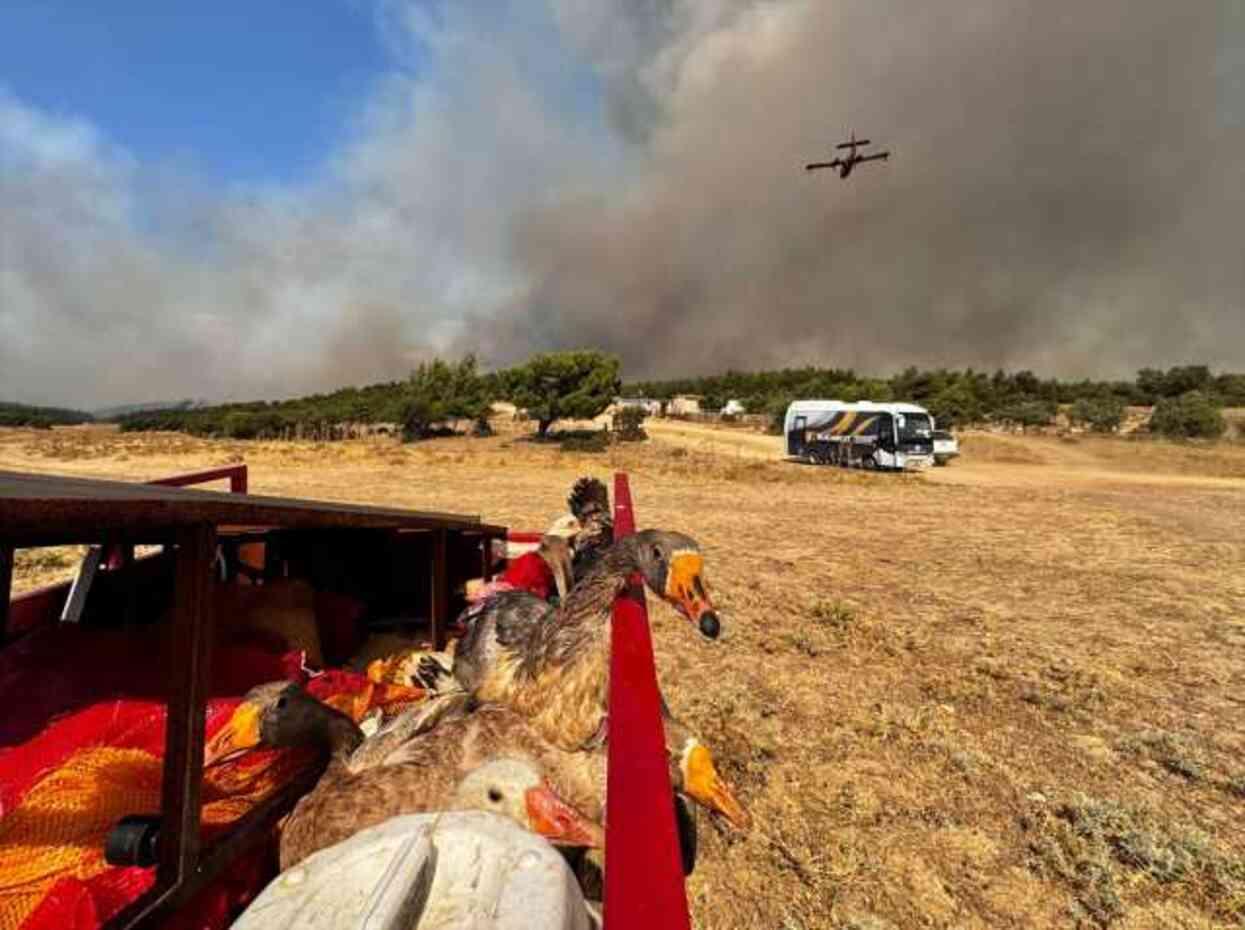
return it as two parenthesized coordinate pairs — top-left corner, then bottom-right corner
(20, 867), (152, 930)
(500, 551), (554, 601)
(0, 625), (323, 930)
(0, 627), (298, 752)
(20, 843), (276, 930)
(304, 668), (369, 701)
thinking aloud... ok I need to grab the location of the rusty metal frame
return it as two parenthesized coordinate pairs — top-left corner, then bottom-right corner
(106, 525), (216, 926)
(431, 528), (449, 650)
(2, 464), (507, 929)
(0, 544), (12, 642)
(149, 464), (249, 495)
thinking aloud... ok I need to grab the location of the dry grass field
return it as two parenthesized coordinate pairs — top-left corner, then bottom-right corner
(3, 421), (1244, 929)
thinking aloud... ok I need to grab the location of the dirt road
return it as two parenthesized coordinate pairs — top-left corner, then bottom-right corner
(646, 417), (1245, 492)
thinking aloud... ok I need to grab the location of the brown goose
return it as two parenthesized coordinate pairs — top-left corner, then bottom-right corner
(451, 529), (721, 755)
(203, 682), (603, 869)
(364, 692), (749, 829)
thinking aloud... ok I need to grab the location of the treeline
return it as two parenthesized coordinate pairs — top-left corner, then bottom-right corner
(625, 364), (1245, 435)
(119, 351), (622, 442)
(112, 357), (1243, 443)
(0, 402), (94, 429)
(118, 379), (415, 439)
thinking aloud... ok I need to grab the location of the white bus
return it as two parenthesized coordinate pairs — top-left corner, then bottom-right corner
(783, 400), (936, 471)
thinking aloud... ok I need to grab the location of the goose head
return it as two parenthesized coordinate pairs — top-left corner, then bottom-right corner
(537, 534), (573, 601)
(629, 530), (722, 639)
(665, 721), (750, 830)
(454, 758), (604, 848)
(205, 681), (360, 765)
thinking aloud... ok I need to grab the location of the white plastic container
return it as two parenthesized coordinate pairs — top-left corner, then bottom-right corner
(234, 812), (600, 930)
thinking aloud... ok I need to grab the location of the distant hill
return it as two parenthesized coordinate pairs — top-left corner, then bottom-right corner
(0, 402), (94, 428)
(92, 399), (207, 421)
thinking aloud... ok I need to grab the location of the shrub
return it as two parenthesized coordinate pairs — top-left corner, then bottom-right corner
(766, 395), (794, 435)
(612, 406), (648, 441)
(994, 399), (1057, 431)
(1149, 391), (1226, 439)
(1069, 396), (1126, 433)
(222, 411), (260, 439)
(928, 381), (984, 428)
(558, 430), (610, 453)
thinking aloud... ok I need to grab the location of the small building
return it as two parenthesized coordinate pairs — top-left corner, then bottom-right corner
(614, 397), (663, 417)
(667, 395), (703, 416)
(721, 400), (747, 416)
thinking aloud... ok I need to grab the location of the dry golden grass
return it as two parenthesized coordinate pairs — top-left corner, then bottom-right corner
(3, 421), (1245, 928)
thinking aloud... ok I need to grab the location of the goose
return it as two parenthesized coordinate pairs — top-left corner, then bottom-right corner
(450, 529), (720, 754)
(360, 692), (749, 830)
(567, 477), (613, 579)
(203, 682), (603, 869)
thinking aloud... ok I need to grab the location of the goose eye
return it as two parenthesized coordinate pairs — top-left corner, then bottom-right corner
(651, 545), (664, 563)
(488, 788), (503, 803)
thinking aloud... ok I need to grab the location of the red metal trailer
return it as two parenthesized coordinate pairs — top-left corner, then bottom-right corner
(0, 467), (690, 930)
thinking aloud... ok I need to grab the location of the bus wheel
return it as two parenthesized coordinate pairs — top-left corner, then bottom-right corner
(863, 455), (877, 470)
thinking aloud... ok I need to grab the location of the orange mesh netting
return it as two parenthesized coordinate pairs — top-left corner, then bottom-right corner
(0, 630), (417, 930)
(0, 710), (310, 930)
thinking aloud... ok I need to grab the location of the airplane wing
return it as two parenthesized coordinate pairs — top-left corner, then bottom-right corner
(858, 151), (890, 162)
(805, 160), (840, 171)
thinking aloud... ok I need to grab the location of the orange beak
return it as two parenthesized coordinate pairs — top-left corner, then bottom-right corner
(665, 552), (720, 639)
(524, 781), (604, 848)
(203, 701), (263, 767)
(683, 743), (750, 830)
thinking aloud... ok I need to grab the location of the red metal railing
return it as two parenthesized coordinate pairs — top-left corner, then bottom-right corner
(506, 531), (544, 544)
(604, 473), (692, 929)
(149, 464), (248, 494)
(5, 465), (249, 637)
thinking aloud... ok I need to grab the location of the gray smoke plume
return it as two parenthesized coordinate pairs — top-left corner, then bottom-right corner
(1, 0), (1242, 409)
(476, 0), (1244, 380)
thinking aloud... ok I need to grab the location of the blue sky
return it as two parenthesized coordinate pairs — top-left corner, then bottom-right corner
(0, 0), (397, 184)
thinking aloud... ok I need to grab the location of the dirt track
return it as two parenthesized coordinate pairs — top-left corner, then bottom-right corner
(647, 418), (1245, 492)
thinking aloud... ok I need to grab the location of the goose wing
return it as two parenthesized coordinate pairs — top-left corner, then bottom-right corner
(452, 590), (556, 692)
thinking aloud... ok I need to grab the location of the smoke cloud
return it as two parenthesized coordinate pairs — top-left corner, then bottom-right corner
(480, 0), (1245, 380)
(1, 1), (1241, 409)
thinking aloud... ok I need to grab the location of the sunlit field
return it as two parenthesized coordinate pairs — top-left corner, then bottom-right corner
(4, 421), (1244, 929)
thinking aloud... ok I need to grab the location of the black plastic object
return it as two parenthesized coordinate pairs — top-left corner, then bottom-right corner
(674, 792), (697, 876)
(105, 815), (162, 867)
(698, 611), (721, 640)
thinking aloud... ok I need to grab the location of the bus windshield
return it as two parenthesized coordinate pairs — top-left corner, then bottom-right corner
(897, 413), (932, 442)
